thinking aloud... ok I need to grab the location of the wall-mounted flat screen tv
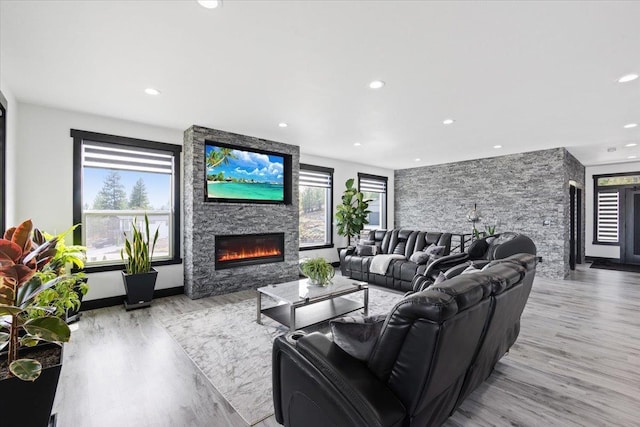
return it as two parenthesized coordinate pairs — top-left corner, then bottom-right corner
(204, 140), (292, 204)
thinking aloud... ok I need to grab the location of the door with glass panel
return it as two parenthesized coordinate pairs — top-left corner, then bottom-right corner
(623, 188), (640, 265)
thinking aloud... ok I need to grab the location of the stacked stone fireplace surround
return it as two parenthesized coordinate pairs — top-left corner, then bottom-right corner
(183, 126), (299, 299)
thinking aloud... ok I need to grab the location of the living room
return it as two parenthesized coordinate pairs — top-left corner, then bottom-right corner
(1, 1), (639, 427)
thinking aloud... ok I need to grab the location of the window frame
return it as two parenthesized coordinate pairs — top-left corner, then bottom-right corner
(592, 172), (640, 246)
(299, 163), (334, 251)
(358, 172), (388, 230)
(0, 93), (6, 234)
(72, 129), (182, 272)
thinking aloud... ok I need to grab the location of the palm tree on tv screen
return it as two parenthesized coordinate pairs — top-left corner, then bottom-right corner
(207, 147), (238, 170)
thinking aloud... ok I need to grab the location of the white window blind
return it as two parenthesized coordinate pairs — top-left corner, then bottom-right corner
(359, 176), (387, 193)
(83, 142), (174, 174)
(300, 169), (332, 188)
(596, 191), (619, 242)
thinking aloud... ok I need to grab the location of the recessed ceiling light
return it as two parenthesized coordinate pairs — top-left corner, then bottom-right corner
(618, 73), (639, 83)
(625, 143), (638, 147)
(414, 158), (421, 162)
(442, 119), (455, 125)
(369, 80), (385, 89)
(493, 145), (502, 149)
(623, 123), (638, 129)
(353, 142), (361, 147)
(144, 88), (161, 96)
(278, 122), (288, 128)
(629, 155), (637, 159)
(197, 0), (222, 9)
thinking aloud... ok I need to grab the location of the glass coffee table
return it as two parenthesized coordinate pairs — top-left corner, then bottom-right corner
(256, 275), (369, 331)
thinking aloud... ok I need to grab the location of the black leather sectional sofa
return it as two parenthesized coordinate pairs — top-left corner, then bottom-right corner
(272, 252), (537, 427)
(340, 229), (452, 292)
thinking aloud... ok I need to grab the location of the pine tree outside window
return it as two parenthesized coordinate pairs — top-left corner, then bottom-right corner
(72, 130), (182, 271)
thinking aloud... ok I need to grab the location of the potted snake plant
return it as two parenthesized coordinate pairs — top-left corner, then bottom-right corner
(120, 214), (159, 310)
(0, 219), (72, 427)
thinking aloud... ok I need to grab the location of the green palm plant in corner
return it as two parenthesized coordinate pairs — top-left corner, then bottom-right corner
(336, 178), (371, 247)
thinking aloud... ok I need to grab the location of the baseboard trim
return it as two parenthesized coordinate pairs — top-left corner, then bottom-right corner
(81, 286), (185, 311)
(585, 256), (621, 264)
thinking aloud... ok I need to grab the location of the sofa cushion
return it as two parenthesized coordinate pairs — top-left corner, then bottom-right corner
(392, 241), (406, 255)
(356, 244), (379, 256)
(461, 264), (482, 275)
(467, 239), (489, 259)
(434, 271), (447, 285)
(330, 314), (387, 362)
(409, 250), (430, 265)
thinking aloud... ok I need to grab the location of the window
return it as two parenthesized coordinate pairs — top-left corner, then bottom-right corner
(358, 173), (387, 229)
(299, 164), (333, 250)
(592, 173), (635, 245)
(72, 130), (181, 271)
(596, 191), (619, 243)
(0, 98), (6, 233)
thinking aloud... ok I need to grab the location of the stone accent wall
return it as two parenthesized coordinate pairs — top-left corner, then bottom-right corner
(183, 126), (299, 299)
(395, 148), (584, 279)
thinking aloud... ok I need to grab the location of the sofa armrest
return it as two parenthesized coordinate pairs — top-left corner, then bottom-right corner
(273, 333), (405, 427)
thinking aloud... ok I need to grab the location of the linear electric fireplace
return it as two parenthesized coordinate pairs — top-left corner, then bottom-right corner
(215, 233), (285, 270)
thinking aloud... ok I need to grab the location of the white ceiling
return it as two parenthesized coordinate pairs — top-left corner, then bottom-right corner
(1, 0), (639, 169)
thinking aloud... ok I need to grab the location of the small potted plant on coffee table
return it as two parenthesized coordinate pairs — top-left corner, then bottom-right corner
(120, 214), (159, 310)
(300, 257), (335, 286)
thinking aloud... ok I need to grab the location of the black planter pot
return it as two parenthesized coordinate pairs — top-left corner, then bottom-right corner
(122, 268), (158, 310)
(0, 344), (63, 427)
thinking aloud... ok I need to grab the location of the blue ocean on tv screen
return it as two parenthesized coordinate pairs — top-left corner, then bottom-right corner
(206, 144), (285, 201)
(207, 182), (284, 201)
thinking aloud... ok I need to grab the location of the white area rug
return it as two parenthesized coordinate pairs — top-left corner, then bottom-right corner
(161, 287), (402, 425)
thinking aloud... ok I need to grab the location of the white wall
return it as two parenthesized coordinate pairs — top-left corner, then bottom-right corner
(0, 79), (18, 226)
(298, 153), (394, 263)
(16, 102), (184, 301)
(586, 161), (640, 259)
(14, 103), (394, 300)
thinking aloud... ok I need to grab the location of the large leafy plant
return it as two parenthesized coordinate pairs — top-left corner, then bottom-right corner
(0, 220), (71, 381)
(31, 225), (88, 318)
(120, 214), (159, 275)
(335, 178), (371, 246)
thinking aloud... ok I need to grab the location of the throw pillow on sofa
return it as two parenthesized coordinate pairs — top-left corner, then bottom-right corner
(330, 314), (387, 362)
(425, 244), (446, 257)
(356, 244), (379, 256)
(409, 250), (431, 265)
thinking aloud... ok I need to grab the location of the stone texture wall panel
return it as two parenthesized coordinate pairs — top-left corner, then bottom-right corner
(395, 148), (584, 279)
(184, 126), (299, 299)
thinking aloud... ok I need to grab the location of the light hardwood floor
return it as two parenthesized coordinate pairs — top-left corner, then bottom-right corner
(53, 265), (640, 426)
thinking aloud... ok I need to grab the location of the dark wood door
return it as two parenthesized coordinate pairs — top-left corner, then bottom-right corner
(623, 189), (640, 265)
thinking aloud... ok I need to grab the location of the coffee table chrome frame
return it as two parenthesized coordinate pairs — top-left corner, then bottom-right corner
(257, 283), (369, 331)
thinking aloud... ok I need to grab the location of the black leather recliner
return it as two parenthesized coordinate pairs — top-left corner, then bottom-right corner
(412, 232), (537, 293)
(272, 253), (537, 427)
(340, 229), (452, 292)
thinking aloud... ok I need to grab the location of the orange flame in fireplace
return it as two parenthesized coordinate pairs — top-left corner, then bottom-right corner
(218, 247), (282, 262)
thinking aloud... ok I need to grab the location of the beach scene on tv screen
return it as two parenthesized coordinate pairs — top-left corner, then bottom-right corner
(206, 145), (285, 201)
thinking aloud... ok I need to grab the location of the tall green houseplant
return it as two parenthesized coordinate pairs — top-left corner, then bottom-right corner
(120, 214), (160, 310)
(336, 178), (371, 247)
(121, 214), (159, 275)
